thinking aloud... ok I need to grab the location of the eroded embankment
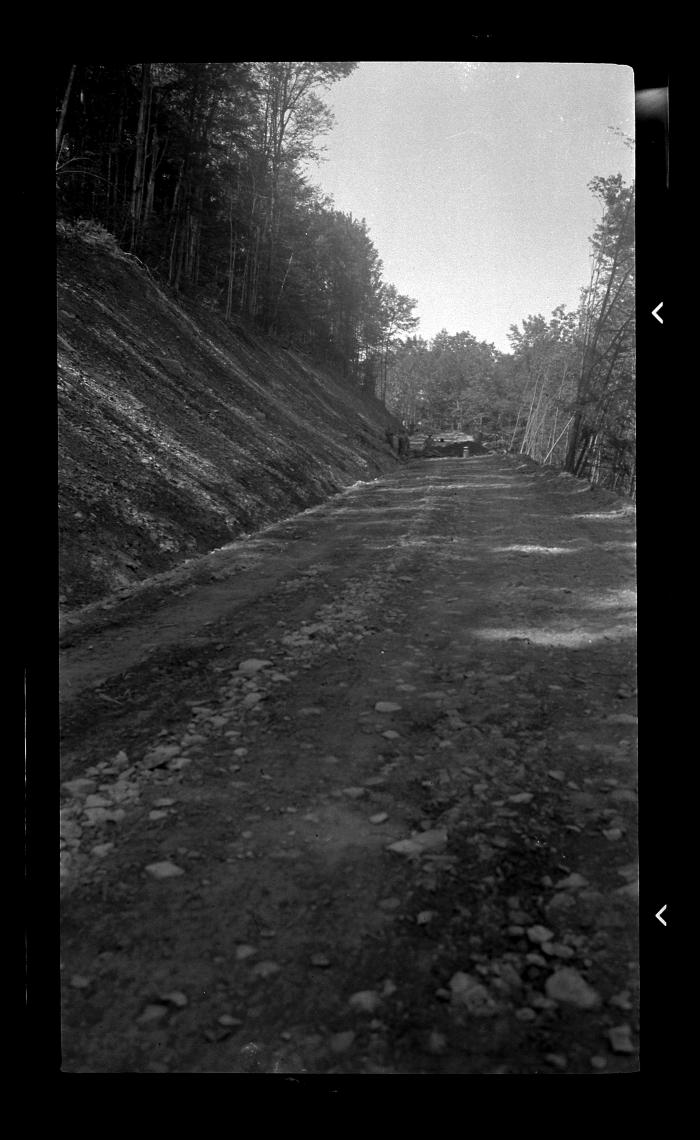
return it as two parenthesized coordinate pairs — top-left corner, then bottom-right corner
(57, 230), (403, 610)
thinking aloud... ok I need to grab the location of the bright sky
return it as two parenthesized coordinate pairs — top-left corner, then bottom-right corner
(303, 61), (635, 354)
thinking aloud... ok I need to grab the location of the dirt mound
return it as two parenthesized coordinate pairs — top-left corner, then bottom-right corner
(57, 229), (404, 611)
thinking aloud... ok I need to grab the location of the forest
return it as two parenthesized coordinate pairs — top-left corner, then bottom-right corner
(384, 172), (635, 497)
(56, 62), (635, 498)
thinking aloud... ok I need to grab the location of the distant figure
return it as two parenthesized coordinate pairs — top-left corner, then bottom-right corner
(398, 432), (410, 458)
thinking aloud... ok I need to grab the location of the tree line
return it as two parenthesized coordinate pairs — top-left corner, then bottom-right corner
(56, 62), (417, 387)
(383, 172), (635, 497)
(56, 64), (634, 496)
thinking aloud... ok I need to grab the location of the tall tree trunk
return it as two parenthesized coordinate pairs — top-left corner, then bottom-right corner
(56, 64), (76, 164)
(130, 63), (152, 251)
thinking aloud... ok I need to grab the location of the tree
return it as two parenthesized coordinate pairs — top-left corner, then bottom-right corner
(372, 284), (419, 401)
(55, 60), (423, 401)
(507, 307), (579, 463)
(564, 175), (635, 491)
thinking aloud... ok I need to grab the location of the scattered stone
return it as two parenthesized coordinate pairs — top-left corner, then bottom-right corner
(527, 925), (554, 944)
(607, 1024), (635, 1054)
(330, 1030), (355, 1054)
(387, 829), (447, 857)
(84, 794), (112, 809)
(515, 1007), (537, 1022)
(250, 960), (280, 979)
(426, 1031), (447, 1055)
(416, 911), (435, 925)
(374, 702), (402, 713)
(526, 953), (548, 968)
(348, 990), (382, 1014)
(554, 872), (589, 890)
(614, 882), (638, 899)
(161, 991), (188, 1007)
(153, 798), (176, 808)
(218, 1014), (243, 1027)
(136, 1004), (169, 1025)
(529, 995), (557, 1011)
(145, 861), (185, 879)
(509, 910), (532, 925)
(610, 788), (637, 803)
(509, 792), (534, 804)
(545, 892), (577, 916)
(545, 968), (601, 1009)
(369, 812), (389, 824)
(544, 1053), (567, 1070)
(63, 778), (98, 797)
(609, 991), (633, 1011)
(238, 659), (272, 675)
(603, 827), (624, 841)
(590, 1055), (608, 1070)
(242, 693), (265, 709)
(547, 770), (565, 782)
(382, 730), (401, 739)
(91, 843), (114, 858)
(378, 897), (401, 911)
(69, 975), (91, 989)
(342, 787), (367, 799)
(491, 962), (522, 992)
(143, 744), (181, 769)
(448, 972), (498, 1017)
(236, 945), (258, 961)
(310, 954), (331, 968)
(544, 942), (576, 959)
(148, 810), (169, 821)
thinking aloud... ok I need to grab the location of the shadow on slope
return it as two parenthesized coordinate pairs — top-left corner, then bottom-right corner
(57, 229), (404, 610)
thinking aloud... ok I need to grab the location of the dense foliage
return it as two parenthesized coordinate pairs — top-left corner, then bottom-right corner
(56, 62), (417, 388)
(384, 174), (635, 496)
(57, 64), (635, 495)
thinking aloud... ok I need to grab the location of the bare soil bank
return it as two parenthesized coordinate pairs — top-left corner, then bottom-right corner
(58, 228), (404, 611)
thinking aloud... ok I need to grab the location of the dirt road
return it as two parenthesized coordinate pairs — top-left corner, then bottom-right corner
(58, 454), (638, 1074)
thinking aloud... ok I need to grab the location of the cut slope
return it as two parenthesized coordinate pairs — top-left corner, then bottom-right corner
(57, 229), (403, 610)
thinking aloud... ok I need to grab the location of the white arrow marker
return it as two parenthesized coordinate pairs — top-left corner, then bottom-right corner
(652, 302), (664, 324)
(655, 904), (667, 926)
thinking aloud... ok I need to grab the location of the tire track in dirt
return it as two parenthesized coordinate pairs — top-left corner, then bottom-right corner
(59, 455), (637, 1073)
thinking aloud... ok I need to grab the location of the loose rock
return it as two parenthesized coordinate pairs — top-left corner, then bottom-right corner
(448, 972), (498, 1017)
(238, 659), (273, 675)
(387, 829), (447, 857)
(527, 925), (554, 944)
(607, 1024), (635, 1054)
(145, 861), (185, 879)
(545, 968), (601, 1009)
(348, 990), (382, 1013)
(330, 1030), (355, 1054)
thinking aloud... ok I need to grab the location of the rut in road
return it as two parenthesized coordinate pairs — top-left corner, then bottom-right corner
(59, 455), (638, 1075)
